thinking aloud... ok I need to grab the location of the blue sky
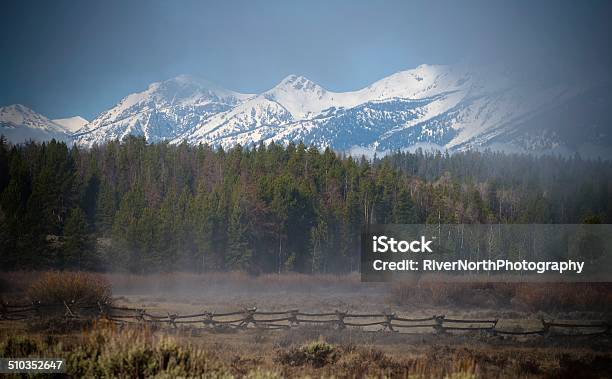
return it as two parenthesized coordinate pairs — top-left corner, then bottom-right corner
(1, 0), (611, 119)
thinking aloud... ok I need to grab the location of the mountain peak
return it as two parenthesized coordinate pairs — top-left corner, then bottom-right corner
(1, 103), (36, 115)
(51, 64), (612, 159)
(277, 74), (322, 92)
(0, 104), (52, 126)
(0, 104), (69, 143)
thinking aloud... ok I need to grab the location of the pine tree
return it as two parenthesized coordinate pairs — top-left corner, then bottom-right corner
(95, 182), (117, 235)
(227, 194), (252, 270)
(1, 137), (611, 272)
(394, 188), (417, 223)
(63, 207), (89, 269)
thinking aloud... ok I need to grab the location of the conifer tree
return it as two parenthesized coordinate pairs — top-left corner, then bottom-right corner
(0, 136), (610, 272)
(63, 207), (89, 269)
(227, 195), (252, 270)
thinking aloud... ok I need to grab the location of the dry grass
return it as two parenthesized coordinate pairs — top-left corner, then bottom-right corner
(512, 283), (612, 312)
(390, 282), (612, 313)
(1, 321), (232, 378)
(277, 340), (339, 368)
(1, 271), (612, 377)
(26, 271), (112, 305)
(1, 322), (611, 378)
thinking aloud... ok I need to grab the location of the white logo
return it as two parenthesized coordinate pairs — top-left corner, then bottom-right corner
(372, 235), (433, 253)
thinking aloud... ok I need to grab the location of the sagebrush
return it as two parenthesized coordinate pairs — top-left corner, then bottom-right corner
(26, 271), (112, 305)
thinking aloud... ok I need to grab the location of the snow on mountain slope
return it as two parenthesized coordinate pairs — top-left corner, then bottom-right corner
(260, 65), (469, 119)
(174, 65), (467, 147)
(175, 95), (293, 145)
(264, 75), (335, 118)
(262, 74), (368, 118)
(172, 74), (344, 145)
(0, 104), (69, 144)
(53, 116), (88, 133)
(251, 95), (454, 150)
(74, 75), (254, 146)
(355, 64), (469, 100)
(66, 65), (611, 158)
(457, 83), (612, 157)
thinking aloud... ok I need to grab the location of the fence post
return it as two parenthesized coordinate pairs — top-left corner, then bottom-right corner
(335, 310), (346, 330)
(289, 310), (299, 326)
(241, 307), (257, 328)
(383, 311), (395, 332)
(202, 311), (215, 328)
(168, 313), (177, 328)
(434, 315), (445, 334)
(489, 319), (499, 336)
(63, 301), (75, 319)
(541, 318), (550, 337)
(97, 301), (108, 319)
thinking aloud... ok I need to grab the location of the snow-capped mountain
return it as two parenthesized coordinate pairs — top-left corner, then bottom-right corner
(0, 104), (70, 143)
(168, 64), (611, 158)
(53, 116), (88, 133)
(73, 75), (254, 146)
(4, 65), (611, 158)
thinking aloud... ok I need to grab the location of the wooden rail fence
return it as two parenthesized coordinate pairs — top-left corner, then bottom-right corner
(1, 301), (610, 337)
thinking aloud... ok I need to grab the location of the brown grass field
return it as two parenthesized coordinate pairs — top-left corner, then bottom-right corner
(1, 271), (611, 378)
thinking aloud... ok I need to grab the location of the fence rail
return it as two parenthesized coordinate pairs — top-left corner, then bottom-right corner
(1, 300), (610, 337)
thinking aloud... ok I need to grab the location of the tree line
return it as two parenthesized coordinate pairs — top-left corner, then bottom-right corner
(0, 136), (610, 273)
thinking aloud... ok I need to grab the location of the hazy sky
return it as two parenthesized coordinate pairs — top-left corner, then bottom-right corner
(1, 0), (611, 119)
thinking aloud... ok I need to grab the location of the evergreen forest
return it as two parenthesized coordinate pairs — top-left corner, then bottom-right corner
(0, 136), (610, 273)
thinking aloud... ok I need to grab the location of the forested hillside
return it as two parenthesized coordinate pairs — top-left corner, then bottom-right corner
(0, 136), (610, 273)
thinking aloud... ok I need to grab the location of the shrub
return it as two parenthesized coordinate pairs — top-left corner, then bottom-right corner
(0, 335), (40, 357)
(26, 271), (112, 305)
(66, 322), (231, 378)
(277, 341), (338, 368)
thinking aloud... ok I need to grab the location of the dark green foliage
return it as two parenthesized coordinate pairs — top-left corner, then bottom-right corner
(394, 188), (417, 223)
(63, 207), (90, 269)
(0, 137), (610, 273)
